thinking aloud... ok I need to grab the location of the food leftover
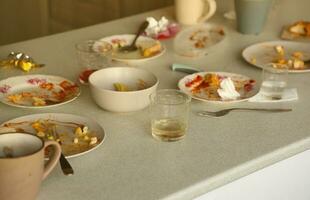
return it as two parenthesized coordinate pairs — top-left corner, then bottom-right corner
(113, 79), (147, 91)
(5, 80), (79, 106)
(272, 45), (307, 70)
(185, 73), (255, 101)
(3, 119), (100, 156)
(288, 21), (310, 37)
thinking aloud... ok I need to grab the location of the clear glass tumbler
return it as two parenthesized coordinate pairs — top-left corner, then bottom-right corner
(149, 89), (191, 142)
(75, 40), (112, 69)
(260, 64), (288, 99)
(76, 40), (113, 84)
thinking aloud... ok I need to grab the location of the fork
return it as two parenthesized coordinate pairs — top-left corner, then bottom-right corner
(197, 108), (292, 117)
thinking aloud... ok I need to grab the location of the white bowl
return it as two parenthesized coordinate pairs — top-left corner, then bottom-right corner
(89, 67), (159, 112)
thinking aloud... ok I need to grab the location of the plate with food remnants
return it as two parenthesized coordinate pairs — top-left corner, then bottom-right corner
(178, 72), (257, 103)
(95, 34), (165, 64)
(242, 41), (310, 73)
(281, 21), (310, 42)
(0, 75), (80, 108)
(173, 23), (225, 57)
(0, 113), (105, 158)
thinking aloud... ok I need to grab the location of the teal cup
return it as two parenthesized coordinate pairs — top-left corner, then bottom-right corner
(235, 0), (273, 34)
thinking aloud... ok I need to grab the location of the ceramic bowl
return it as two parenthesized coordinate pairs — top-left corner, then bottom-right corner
(89, 67), (159, 112)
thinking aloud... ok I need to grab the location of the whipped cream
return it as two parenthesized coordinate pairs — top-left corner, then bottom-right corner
(145, 16), (169, 37)
(217, 77), (240, 100)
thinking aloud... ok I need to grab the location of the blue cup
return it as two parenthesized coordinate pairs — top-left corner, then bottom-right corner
(235, 0), (273, 35)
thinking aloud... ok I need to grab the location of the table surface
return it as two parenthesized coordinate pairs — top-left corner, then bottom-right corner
(1, 1), (310, 200)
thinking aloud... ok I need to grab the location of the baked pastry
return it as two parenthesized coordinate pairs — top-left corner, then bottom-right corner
(139, 41), (161, 57)
(289, 21), (310, 37)
(272, 45), (306, 70)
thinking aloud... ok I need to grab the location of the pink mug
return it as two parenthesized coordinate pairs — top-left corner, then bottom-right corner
(0, 132), (61, 200)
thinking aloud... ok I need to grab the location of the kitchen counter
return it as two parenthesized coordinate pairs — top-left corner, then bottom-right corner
(0, 1), (310, 199)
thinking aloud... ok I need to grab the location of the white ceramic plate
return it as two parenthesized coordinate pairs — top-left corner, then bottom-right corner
(96, 34), (165, 63)
(173, 23), (226, 57)
(178, 72), (258, 103)
(242, 40), (310, 73)
(0, 113), (105, 158)
(0, 75), (80, 108)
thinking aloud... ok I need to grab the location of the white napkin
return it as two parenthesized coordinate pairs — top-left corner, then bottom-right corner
(248, 88), (298, 103)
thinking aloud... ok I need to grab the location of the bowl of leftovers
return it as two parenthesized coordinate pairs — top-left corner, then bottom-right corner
(89, 67), (158, 112)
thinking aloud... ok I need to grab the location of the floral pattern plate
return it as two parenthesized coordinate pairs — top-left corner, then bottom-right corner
(0, 113), (105, 158)
(178, 72), (258, 103)
(0, 75), (80, 108)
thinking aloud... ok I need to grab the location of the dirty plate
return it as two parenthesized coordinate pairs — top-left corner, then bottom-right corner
(178, 72), (258, 103)
(242, 40), (310, 73)
(173, 24), (225, 57)
(0, 75), (80, 108)
(0, 113), (105, 158)
(95, 34), (165, 64)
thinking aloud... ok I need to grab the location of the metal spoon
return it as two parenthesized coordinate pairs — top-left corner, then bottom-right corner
(119, 21), (149, 52)
(52, 125), (74, 176)
(197, 108), (292, 117)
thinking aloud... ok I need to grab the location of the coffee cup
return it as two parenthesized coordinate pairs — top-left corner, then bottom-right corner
(0, 132), (61, 200)
(175, 0), (217, 25)
(234, 0), (273, 34)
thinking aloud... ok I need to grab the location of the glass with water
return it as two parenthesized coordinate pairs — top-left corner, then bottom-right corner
(149, 89), (191, 142)
(260, 64), (288, 99)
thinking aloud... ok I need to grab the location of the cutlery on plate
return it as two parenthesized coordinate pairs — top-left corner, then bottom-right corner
(197, 108), (292, 117)
(59, 153), (74, 176)
(52, 126), (74, 176)
(119, 21), (149, 52)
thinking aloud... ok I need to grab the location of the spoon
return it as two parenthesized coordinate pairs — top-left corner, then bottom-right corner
(197, 108), (292, 117)
(119, 21), (149, 52)
(52, 126), (74, 176)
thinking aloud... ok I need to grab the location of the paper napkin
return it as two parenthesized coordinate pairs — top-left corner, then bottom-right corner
(248, 88), (298, 103)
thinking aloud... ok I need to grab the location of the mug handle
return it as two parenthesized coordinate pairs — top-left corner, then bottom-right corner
(42, 140), (61, 180)
(198, 0), (217, 23)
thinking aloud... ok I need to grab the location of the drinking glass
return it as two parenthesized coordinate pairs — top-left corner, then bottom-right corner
(75, 40), (112, 69)
(76, 40), (113, 84)
(149, 89), (191, 142)
(260, 64), (288, 99)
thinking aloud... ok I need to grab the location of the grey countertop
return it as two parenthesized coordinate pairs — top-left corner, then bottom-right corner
(0, 1), (310, 199)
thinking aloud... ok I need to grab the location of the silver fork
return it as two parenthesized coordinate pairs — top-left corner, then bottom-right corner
(197, 108), (292, 117)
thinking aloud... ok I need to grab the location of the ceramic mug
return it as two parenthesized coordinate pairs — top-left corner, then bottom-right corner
(235, 0), (273, 34)
(175, 0), (217, 25)
(0, 132), (61, 200)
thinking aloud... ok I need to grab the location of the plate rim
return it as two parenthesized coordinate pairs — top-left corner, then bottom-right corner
(242, 40), (310, 73)
(0, 74), (81, 108)
(178, 71), (258, 103)
(0, 112), (105, 159)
